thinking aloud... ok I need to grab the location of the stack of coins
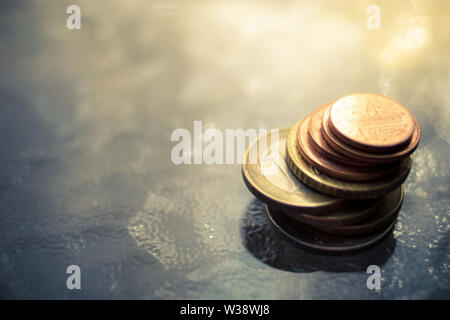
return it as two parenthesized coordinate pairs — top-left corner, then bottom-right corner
(242, 93), (420, 253)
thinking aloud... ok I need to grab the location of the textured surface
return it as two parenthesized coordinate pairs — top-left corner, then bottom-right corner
(0, 0), (449, 299)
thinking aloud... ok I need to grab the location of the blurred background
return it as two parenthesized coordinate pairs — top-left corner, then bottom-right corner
(0, 0), (448, 299)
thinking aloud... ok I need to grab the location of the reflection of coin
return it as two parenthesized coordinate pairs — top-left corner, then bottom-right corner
(242, 128), (345, 215)
(298, 115), (401, 182)
(266, 204), (396, 254)
(322, 106), (421, 164)
(286, 120), (412, 199)
(312, 187), (403, 236)
(329, 93), (415, 153)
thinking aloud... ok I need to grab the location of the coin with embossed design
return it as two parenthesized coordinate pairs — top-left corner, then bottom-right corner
(242, 128), (345, 214)
(322, 105), (421, 164)
(286, 120), (412, 199)
(329, 93), (415, 153)
(298, 115), (402, 182)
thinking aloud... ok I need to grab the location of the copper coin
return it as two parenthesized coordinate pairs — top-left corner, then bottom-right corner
(329, 93), (415, 153)
(308, 102), (363, 166)
(286, 121), (412, 199)
(322, 106), (421, 164)
(284, 197), (382, 227)
(297, 116), (401, 182)
(266, 204), (396, 254)
(312, 186), (403, 236)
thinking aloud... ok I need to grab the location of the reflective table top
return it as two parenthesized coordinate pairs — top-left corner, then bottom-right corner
(0, 0), (448, 299)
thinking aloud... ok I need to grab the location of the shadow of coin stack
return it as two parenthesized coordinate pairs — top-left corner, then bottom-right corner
(242, 93), (421, 254)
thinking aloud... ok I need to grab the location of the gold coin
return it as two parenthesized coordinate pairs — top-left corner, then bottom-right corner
(242, 128), (345, 215)
(286, 119), (412, 199)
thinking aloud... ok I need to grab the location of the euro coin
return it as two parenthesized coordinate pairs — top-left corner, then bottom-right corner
(308, 102), (366, 167)
(298, 115), (402, 182)
(329, 93), (415, 153)
(242, 128), (345, 215)
(286, 121), (412, 199)
(322, 106), (421, 164)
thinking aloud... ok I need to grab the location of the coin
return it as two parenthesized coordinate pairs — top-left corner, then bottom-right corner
(322, 105), (421, 164)
(308, 102), (365, 166)
(265, 204), (396, 254)
(311, 186), (403, 236)
(297, 115), (402, 182)
(286, 120), (412, 199)
(329, 93), (415, 153)
(242, 128), (346, 215)
(284, 197), (382, 227)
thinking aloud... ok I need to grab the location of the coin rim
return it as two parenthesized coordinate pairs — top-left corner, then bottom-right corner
(297, 115), (402, 182)
(286, 119), (412, 199)
(322, 106), (421, 163)
(311, 186), (404, 236)
(308, 102), (354, 163)
(284, 197), (383, 227)
(329, 93), (415, 152)
(266, 204), (397, 253)
(308, 102), (369, 167)
(241, 127), (345, 214)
